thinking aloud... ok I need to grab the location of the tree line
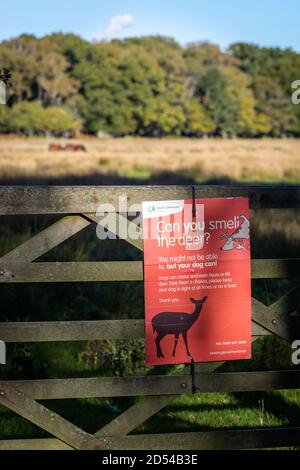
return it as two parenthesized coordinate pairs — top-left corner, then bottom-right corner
(0, 34), (299, 137)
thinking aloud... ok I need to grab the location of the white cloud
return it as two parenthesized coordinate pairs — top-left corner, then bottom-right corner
(102, 14), (134, 40)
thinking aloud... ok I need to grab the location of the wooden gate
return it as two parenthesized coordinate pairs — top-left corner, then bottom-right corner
(0, 185), (299, 450)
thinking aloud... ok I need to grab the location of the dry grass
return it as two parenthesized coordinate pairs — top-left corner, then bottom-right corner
(0, 136), (299, 184)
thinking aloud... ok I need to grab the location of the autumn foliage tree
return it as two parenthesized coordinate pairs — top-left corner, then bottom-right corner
(0, 34), (299, 137)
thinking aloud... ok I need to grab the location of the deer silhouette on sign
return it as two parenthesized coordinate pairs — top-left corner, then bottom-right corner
(152, 296), (208, 359)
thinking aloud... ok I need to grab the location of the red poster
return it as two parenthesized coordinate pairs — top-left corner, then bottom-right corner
(142, 197), (251, 366)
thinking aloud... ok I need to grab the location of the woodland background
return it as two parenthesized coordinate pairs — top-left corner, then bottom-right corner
(1, 34), (300, 137)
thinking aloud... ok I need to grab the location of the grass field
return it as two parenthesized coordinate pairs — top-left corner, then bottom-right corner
(0, 136), (299, 448)
(0, 136), (300, 184)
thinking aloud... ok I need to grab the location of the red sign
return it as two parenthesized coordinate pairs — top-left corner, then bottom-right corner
(142, 197), (251, 366)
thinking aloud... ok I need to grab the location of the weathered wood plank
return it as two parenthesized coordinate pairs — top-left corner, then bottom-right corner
(270, 284), (300, 315)
(0, 216), (90, 262)
(0, 319), (145, 342)
(5, 371), (300, 399)
(96, 394), (180, 438)
(252, 296), (300, 342)
(251, 259), (300, 279)
(0, 381), (104, 450)
(0, 261), (143, 283)
(0, 259), (299, 283)
(0, 319), (269, 342)
(106, 426), (300, 450)
(252, 323), (272, 336)
(85, 213), (143, 251)
(1, 426), (299, 450)
(0, 185), (299, 215)
(0, 438), (73, 450)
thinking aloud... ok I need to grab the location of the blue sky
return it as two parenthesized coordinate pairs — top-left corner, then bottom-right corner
(1, 0), (299, 50)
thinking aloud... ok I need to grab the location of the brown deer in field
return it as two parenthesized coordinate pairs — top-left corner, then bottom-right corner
(64, 143), (87, 152)
(48, 143), (87, 152)
(152, 296), (208, 358)
(48, 143), (64, 151)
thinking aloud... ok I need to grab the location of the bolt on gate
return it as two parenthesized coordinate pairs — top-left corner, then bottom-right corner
(0, 185), (299, 450)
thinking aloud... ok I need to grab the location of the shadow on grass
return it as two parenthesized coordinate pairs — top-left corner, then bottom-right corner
(0, 387), (299, 439)
(0, 397), (133, 439)
(1, 168), (300, 186)
(135, 389), (300, 434)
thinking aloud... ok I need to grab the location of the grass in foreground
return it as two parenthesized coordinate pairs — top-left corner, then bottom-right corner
(0, 390), (299, 443)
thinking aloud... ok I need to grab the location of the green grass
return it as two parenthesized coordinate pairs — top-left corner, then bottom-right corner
(1, 390), (300, 442)
(117, 164), (152, 180)
(137, 390), (300, 433)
